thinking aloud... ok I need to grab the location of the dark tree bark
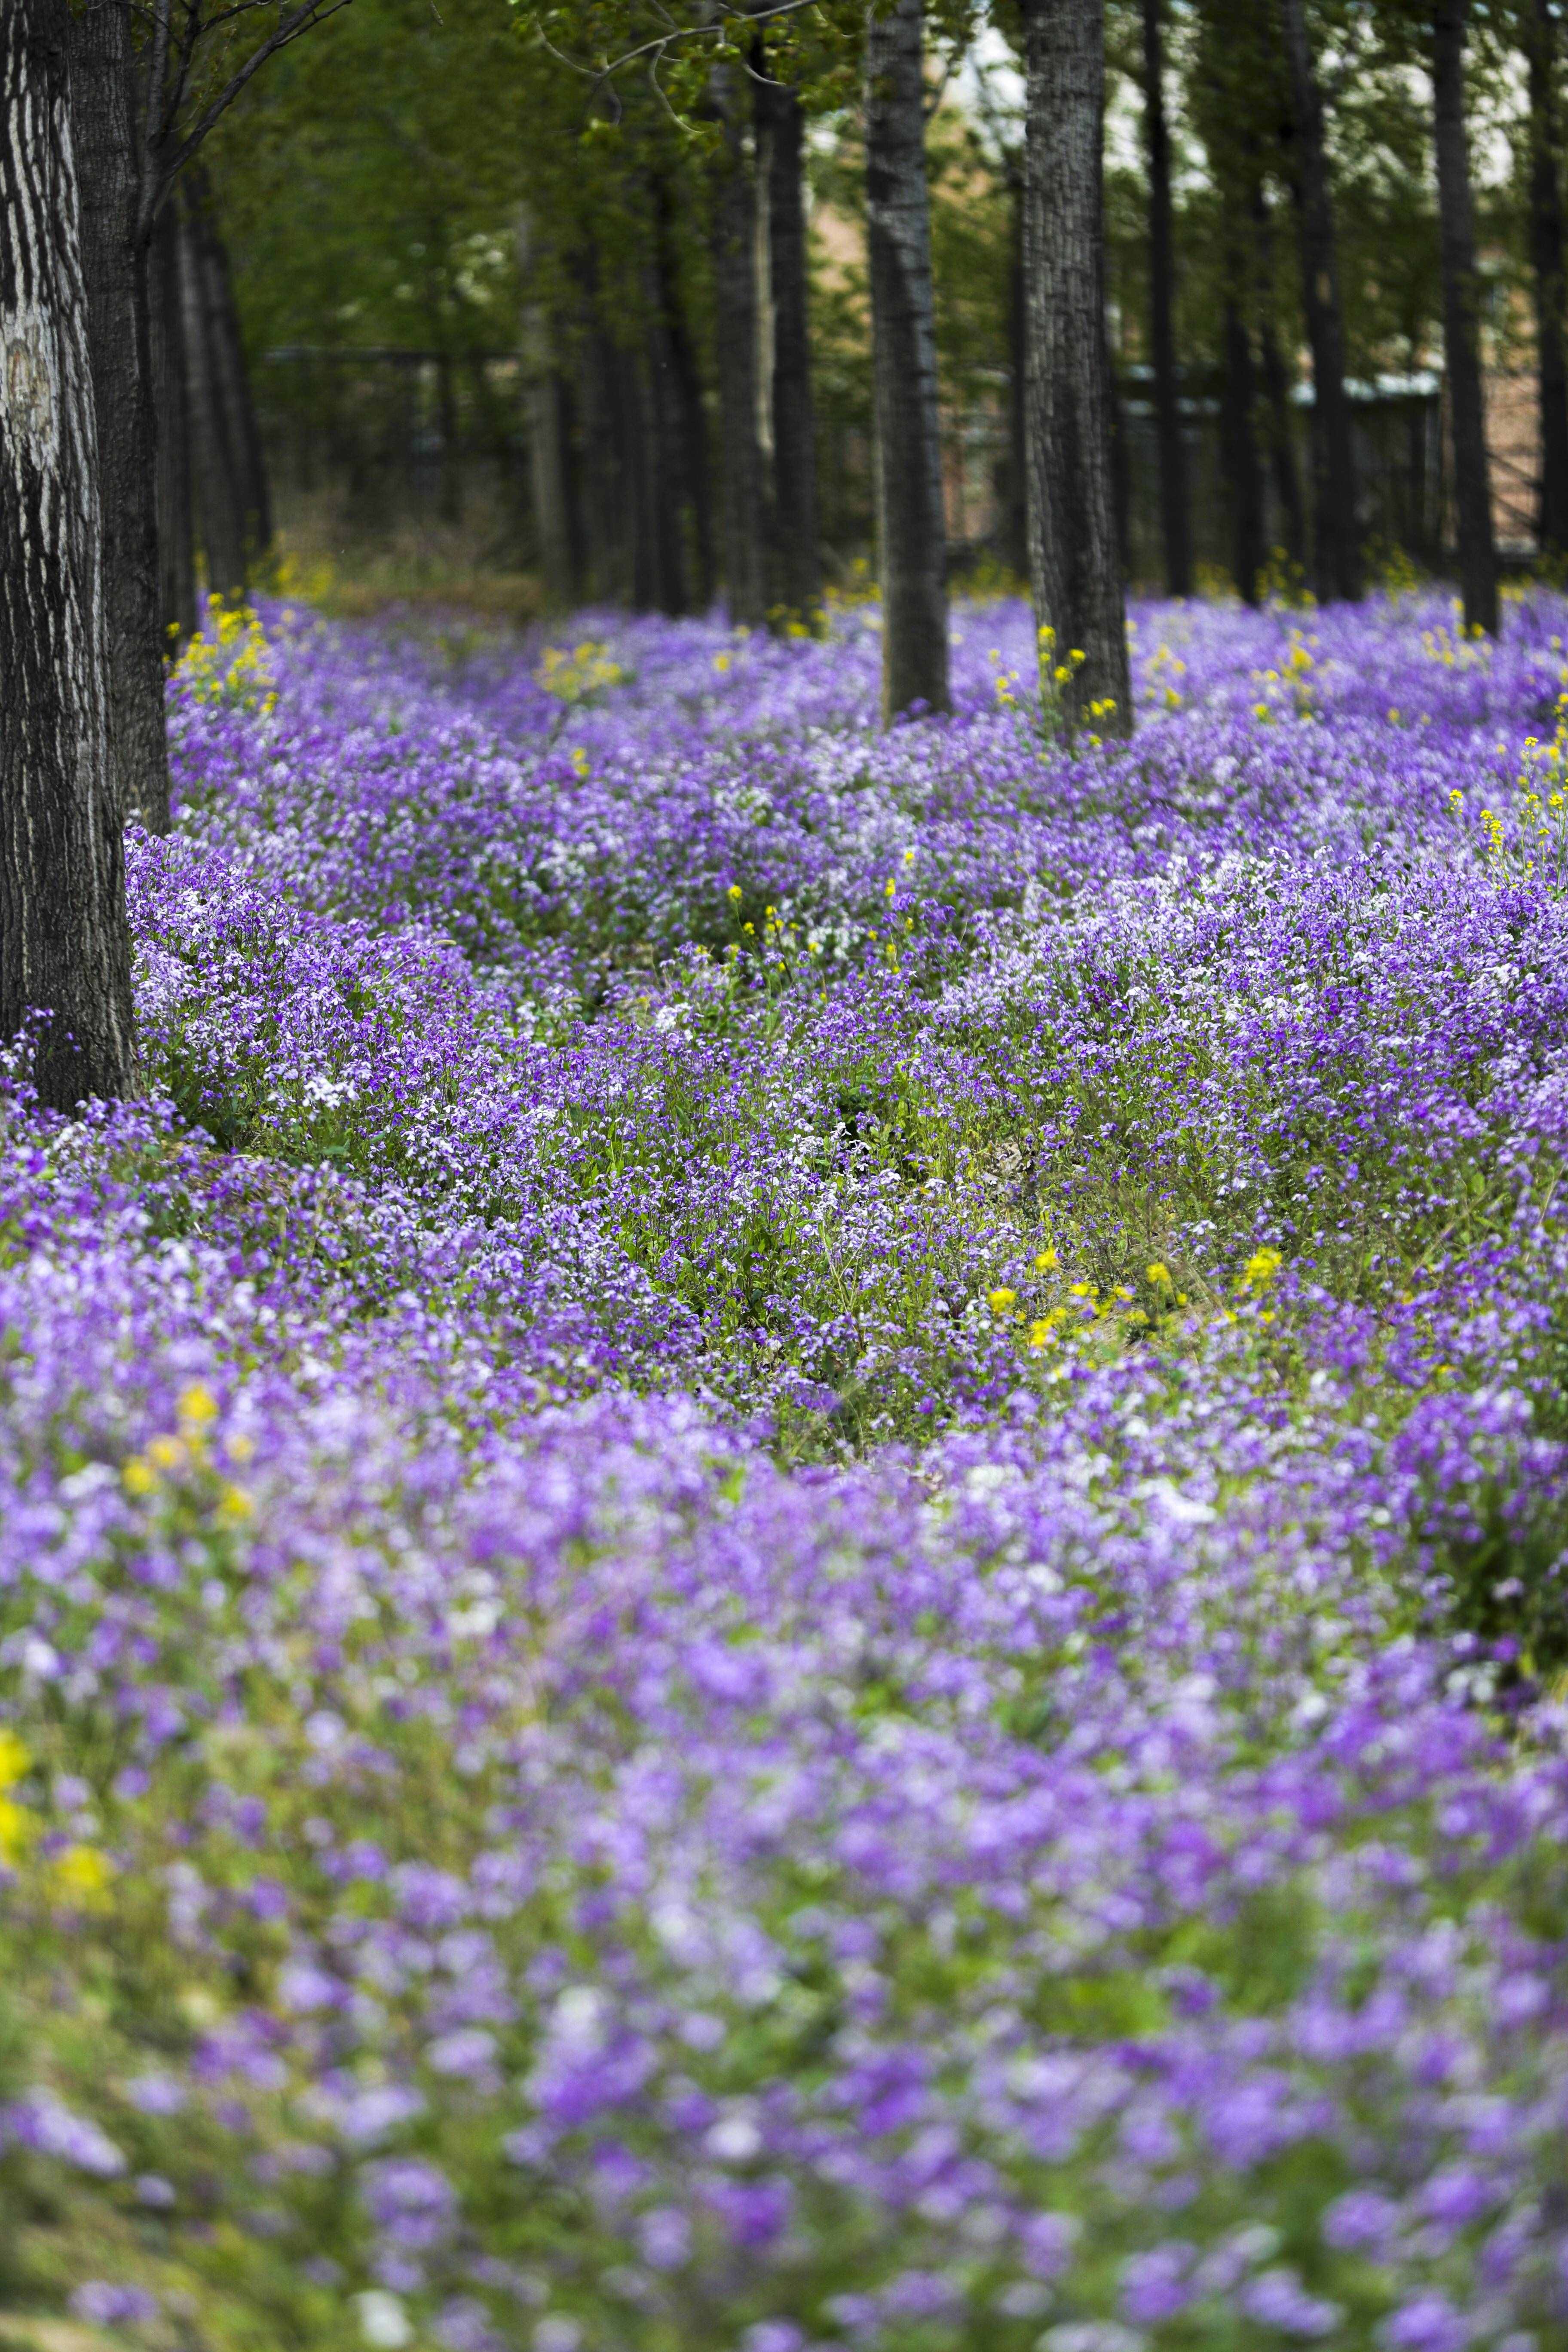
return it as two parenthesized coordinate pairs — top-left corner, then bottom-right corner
(865, 0), (949, 720)
(1003, 167), (1029, 580)
(1252, 189), (1306, 568)
(1526, 0), (1568, 558)
(1140, 0), (1191, 596)
(1279, 0), (1361, 603)
(710, 68), (768, 627)
(755, 65), (821, 619)
(434, 346), (462, 524)
(1221, 299), (1265, 603)
(1432, 0), (1498, 634)
(1021, 0), (1130, 738)
(178, 187), (246, 599)
(527, 358), (578, 607)
(643, 283), (691, 616)
(656, 214), (715, 612)
(518, 210), (582, 609)
(196, 184), (272, 560)
(0, 0), (135, 1109)
(578, 317), (632, 603)
(67, 0), (171, 834)
(150, 195), (196, 654)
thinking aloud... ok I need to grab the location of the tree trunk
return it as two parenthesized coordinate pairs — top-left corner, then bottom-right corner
(1003, 168), (1029, 580)
(518, 211), (582, 609)
(755, 66), (821, 619)
(0, 0), (135, 1109)
(150, 194), (196, 655)
(1140, 0), (1190, 597)
(1526, 0), (1568, 558)
(1021, 0), (1130, 738)
(1433, 0), (1498, 634)
(1279, 0), (1361, 603)
(578, 318), (631, 603)
(621, 346), (667, 615)
(1252, 189), (1306, 568)
(67, 0), (172, 836)
(1221, 299), (1264, 603)
(527, 358), (577, 607)
(643, 282), (690, 616)
(865, 0), (949, 720)
(710, 69), (768, 628)
(434, 345), (461, 525)
(199, 191), (272, 562)
(184, 169), (270, 575)
(655, 200), (715, 610)
(179, 189), (246, 599)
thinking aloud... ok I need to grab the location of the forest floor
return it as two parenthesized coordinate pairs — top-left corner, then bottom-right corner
(2, 588), (1568, 2352)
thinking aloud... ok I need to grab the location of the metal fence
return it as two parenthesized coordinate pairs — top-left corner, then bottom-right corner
(257, 344), (1546, 589)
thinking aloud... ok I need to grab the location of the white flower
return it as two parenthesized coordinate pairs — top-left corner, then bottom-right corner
(354, 2291), (412, 2350)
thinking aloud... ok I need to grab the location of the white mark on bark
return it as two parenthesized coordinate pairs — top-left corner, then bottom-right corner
(1, 302), (60, 469)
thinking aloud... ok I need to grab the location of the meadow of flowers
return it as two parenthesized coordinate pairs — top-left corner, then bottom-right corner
(3, 584), (1568, 2352)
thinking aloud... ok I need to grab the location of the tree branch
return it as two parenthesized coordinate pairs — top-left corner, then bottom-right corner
(142, 0), (355, 229)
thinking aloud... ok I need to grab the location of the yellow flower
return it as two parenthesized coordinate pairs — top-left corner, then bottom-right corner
(1027, 1318), (1054, 1351)
(218, 1485), (253, 1523)
(178, 1382), (218, 1429)
(1034, 1247), (1058, 1273)
(1236, 1246), (1283, 1295)
(0, 1795), (35, 1866)
(147, 1434), (183, 1471)
(0, 1730), (30, 1792)
(1145, 1261), (1170, 1285)
(122, 1455), (159, 1497)
(51, 1844), (114, 1905)
(727, 884), (743, 905)
(987, 1287), (1017, 1314)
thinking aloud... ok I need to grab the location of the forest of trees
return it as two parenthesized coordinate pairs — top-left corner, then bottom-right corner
(4, 0), (1568, 1110)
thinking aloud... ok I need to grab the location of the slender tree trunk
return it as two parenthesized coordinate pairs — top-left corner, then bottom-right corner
(1279, 0), (1361, 603)
(1526, 0), (1568, 559)
(1258, 316), (1305, 567)
(1140, 0), (1190, 596)
(1252, 189), (1305, 568)
(527, 360), (577, 606)
(1004, 167), (1029, 579)
(710, 68), (768, 627)
(1021, 0), (1130, 738)
(433, 346), (461, 525)
(67, 0), (172, 836)
(643, 282), (690, 616)
(1221, 299), (1264, 603)
(579, 318), (631, 603)
(199, 195), (271, 560)
(0, 0), (135, 1109)
(150, 195), (196, 654)
(866, 0), (949, 719)
(179, 190), (245, 599)
(184, 168), (269, 573)
(622, 348), (664, 614)
(655, 202), (715, 609)
(518, 210), (580, 609)
(1433, 0), (1498, 634)
(755, 66), (821, 619)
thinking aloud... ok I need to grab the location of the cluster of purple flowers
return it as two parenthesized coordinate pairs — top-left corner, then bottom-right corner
(1, 587), (1567, 2352)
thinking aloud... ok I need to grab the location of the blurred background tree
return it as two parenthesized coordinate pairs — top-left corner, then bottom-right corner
(183, 0), (1568, 624)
